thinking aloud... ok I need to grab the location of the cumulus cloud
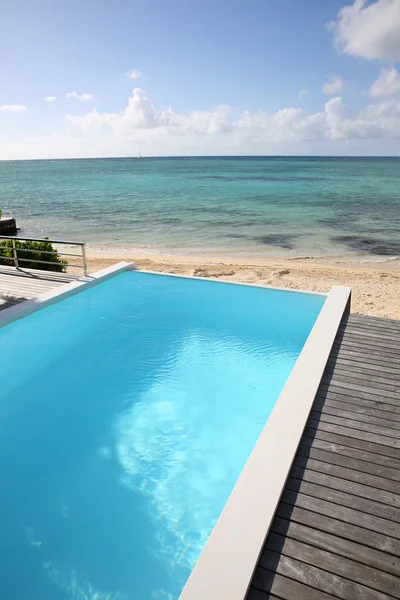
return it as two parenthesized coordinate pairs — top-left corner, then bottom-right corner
(65, 87), (400, 145)
(43, 96), (56, 102)
(3, 87), (400, 160)
(0, 104), (27, 112)
(329, 0), (400, 61)
(66, 90), (94, 101)
(127, 69), (142, 80)
(321, 76), (343, 95)
(66, 88), (232, 136)
(370, 67), (400, 97)
(66, 108), (116, 132)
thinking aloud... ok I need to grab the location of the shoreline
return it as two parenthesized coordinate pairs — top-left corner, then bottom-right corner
(80, 249), (400, 320)
(84, 244), (400, 267)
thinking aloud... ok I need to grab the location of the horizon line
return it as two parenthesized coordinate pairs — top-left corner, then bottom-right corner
(1, 154), (400, 163)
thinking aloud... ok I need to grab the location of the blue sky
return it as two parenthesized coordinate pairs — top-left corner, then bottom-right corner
(1, 0), (400, 158)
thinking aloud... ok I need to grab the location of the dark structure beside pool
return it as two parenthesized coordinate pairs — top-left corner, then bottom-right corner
(247, 312), (400, 600)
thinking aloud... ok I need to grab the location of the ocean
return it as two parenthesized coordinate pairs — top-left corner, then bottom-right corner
(1, 157), (399, 259)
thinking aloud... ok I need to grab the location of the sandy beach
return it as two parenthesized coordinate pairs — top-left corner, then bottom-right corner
(82, 250), (400, 320)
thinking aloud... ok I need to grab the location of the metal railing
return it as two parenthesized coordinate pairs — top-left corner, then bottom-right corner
(0, 235), (88, 276)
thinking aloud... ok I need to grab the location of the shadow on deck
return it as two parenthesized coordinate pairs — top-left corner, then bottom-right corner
(0, 265), (77, 311)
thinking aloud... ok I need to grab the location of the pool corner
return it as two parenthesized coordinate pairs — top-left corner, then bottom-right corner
(0, 261), (137, 328)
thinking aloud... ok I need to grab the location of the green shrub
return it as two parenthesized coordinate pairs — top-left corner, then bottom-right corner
(0, 239), (67, 272)
(0, 209), (2, 217)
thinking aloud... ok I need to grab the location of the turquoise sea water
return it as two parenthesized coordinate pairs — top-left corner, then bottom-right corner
(0, 157), (399, 258)
(0, 271), (325, 599)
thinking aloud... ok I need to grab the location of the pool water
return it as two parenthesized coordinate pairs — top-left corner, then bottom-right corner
(0, 271), (325, 600)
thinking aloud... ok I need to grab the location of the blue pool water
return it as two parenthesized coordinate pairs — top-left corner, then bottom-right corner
(0, 272), (325, 599)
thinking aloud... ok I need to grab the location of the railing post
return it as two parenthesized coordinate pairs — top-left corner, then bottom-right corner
(81, 242), (88, 276)
(11, 239), (19, 268)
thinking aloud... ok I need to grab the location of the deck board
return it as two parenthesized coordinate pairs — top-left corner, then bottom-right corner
(246, 313), (400, 600)
(0, 265), (78, 311)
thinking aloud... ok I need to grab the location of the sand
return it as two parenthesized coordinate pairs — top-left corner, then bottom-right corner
(78, 249), (400, 319)
(80, 250), (400, 320)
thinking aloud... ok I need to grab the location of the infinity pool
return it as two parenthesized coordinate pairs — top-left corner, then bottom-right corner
(0, 271), (325, 600)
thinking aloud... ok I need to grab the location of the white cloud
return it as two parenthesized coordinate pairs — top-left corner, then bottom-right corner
(3, 88), (400, 159)
(64, 87), (400, 146)
(43, 96), (57, 102)
(329, 0), (400, 61)
(66, 108), (116, 132)
(66, 88), (232, 136)
(298, 89), (308, 99)
(370, 67), (400, 97)
(127, 69), (142, 80)
(321, 76), (343, 95)
(0, 104), (27, 112)
(66, 90), (94, 101)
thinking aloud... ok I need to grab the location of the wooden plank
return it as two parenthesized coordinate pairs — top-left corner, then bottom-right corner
(308, 418), (400, 451)
(323, 364), (400, 390)
(328, 345), (400, 364)
(322, 371), (399, 395)
(313, 411), (400, 440)
(338, 325), (399, 342)
(271, 515), (400, 577)
(328, 347), (400, 368)
(326, 356), (400, 376)
(296, 443), (400, 481)
(311, 402), (400, 431)
(301, 434), (400, 471)
(262, 533), (400, 598)
(290, 464), (400, 514)
(0, 265), (75, 281)
(331, 347), (400, 366)
(348, 313), (400, 328)
(344, 323), (400, 337)
(250, 569), (337, 600)
(320, 378), (400, 402)
(335, 332), (400, 350)
(344, 324), (400, 338)
(332, 340), (400, 359)
(348, 314), (400, 327)
(0, 274), (65, 285)
(306, 426), (400, 460)
(314, 396), (400, 424)
(294, 454), (400, 500)
(259, 550), (392, 600)
(339, 320), (399, 335)
(277, 502), (400, 555)
(286, 476), (400, 524)
(316, 390), (400, 414)
(318, 383), (400, 406)
(325, 361), (400, 385)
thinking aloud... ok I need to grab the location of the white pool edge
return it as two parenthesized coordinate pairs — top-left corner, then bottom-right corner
(0, 263), (351, 600)
(133, 268), (327, 296)
(179, 284), (351, 600)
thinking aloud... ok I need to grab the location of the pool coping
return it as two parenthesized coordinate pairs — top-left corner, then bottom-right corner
(178, 283), (351, 600)
(0, 262), (351, 600)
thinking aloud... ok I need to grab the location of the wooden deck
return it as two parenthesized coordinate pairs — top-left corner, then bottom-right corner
(0, 265), (77, 310)
(247, 312), (400, 600)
